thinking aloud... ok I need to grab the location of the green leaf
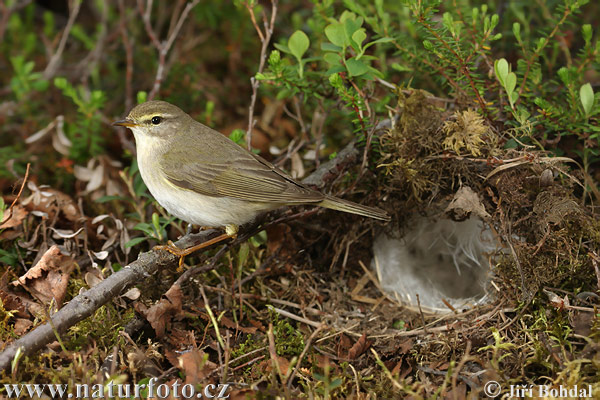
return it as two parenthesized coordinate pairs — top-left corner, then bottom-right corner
(137, 91), (147, 104)
(352, 29), (367, 48)
(273, 42), (291, 54)
(321, 42), (342, 52)
(54, 77), (68, 89)
(509, 90), (519, 105)
(343, 14), (362, 38)
(31, 79), (49, 91)
(323, 52), (341, 66)
(325, 65), (346, 75)
(580, 83), (594, 116)
(345, 58), (368, 77)
(582, 24), (592, 44)
(512, 22), (521, 41)
(325, 23), (346, 48)
(494, 58), (509, 86)
(391, 63), (411, 72)
(362, 36), (393, 51)
(152, 212), (160, 232)
(505, 72), (517, 95)
(288, 30), (309, 61)
(125, 237), (148, 248)
(229, 129), (245, 145)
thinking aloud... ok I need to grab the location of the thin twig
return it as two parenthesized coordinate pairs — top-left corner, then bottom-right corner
(43, 0), (81, 79)
(0, 229), (223, 372)
(138, 0), (201, 100)
(287, 324), (325, 389)
(1, 163), (30, 226)
(245, 0), (278, 150)
(118, 0), (135, 112)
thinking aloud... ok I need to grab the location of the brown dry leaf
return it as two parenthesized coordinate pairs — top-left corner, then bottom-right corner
(445, 185), (490, 221)
(145, 284), (184, 337)
(0, 204), (28, 230)
(248, 319), (265, 332)
(13, 318), (33, 335)
(258, 355), (291, 375)
(11, 245), (75, 307)
(570, 310), (594, 336)
(219, 315), (258, 334)
(22, 183), (81, 222)
(0, 287), (43, 318)
(178, 347), (218, 383)
(347, 333), (372, 360)
(337, 334), (353, 359)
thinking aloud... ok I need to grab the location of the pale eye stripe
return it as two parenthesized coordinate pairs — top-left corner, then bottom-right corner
(141, 113), (175, 123)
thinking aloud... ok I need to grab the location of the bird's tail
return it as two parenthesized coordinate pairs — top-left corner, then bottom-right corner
(319, 196), (391, 221)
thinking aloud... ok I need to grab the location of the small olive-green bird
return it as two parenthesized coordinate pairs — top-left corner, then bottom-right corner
(113, 101), (389, 253)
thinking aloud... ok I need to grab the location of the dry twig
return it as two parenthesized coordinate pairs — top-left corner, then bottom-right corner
(1, 163), (30, 226)
(137, 0), (201, 99)
(43, 0), (81, 79)
(245, 0), (278, 150)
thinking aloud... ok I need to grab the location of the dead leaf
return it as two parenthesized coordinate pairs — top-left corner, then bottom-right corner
(219, 314), (258, 334)
(570, 310), (594, 336)
(13, 318), (33, 335)
(145, 284), (184, 337)
(0, 204), (28, 230)
(337, 334), (353, 359)
(22, 183), (80, 222)
(445, 186), (490, 221)
(178, 347), (218, 383)
(258, 355), (291, 376)
(11, 245), (75, 307)
(347, 333), (372, 360)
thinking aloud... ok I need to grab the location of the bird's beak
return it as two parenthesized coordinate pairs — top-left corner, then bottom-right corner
(112, 118), (138, 128)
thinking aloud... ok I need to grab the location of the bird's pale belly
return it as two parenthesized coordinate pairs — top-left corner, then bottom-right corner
(149, 178), (271, 227)
(137, 160), (269, 228)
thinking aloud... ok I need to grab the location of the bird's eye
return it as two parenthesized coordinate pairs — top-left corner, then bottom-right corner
(151, 116), (162, 125)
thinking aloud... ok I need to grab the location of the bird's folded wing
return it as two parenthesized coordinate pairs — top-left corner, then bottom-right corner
(161, 145), (323, 204)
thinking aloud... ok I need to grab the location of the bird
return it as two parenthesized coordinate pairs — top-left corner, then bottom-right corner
(113, 100), (390, 261)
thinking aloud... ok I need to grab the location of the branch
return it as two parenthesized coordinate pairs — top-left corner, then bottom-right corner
(137, 0), (201, 100)
(43, 0), (81, 80)
(245, 0), (278, 151)
(0, 131), (383, 372)
(0, 230), (223, 372)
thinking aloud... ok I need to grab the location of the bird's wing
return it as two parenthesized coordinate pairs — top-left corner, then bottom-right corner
(160, 125), (323, 204)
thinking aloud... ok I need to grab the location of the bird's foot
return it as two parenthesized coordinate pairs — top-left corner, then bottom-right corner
(153, 240), (189, 269)
(154, 228), (238, 268)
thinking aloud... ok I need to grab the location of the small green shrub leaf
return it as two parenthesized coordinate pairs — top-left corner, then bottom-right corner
(506, 72), (517, 95)
(273, 43), (291, 54)
(325, 23), (345, 48)
(323, 53), (341, 66)
(345, 58), (368, 77)
(321, 43), (342, 52)
(494, 58), (508, 86)
(288, 30), (309, 61)
(352, 29), (367, 48)
(580, 83), (594, 116)
(125, 237), (148, 248)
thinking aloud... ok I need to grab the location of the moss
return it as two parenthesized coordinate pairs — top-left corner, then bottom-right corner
(271, 310), (304, 358)
(67, 304), (134, 350)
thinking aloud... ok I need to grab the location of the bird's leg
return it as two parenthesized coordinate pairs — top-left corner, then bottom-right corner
(154, 224), (239, 267)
